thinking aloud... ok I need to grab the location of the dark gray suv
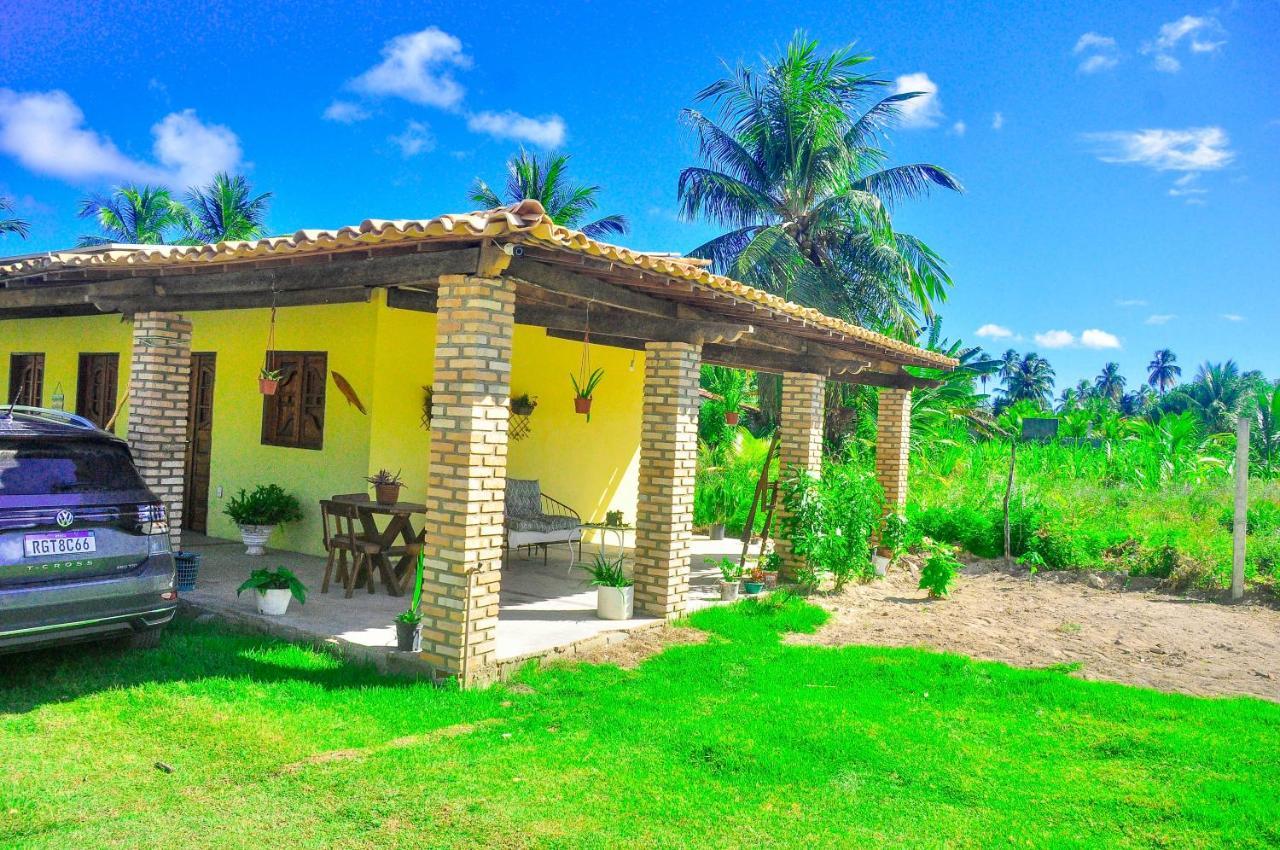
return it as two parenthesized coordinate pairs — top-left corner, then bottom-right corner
(0, 407), (176, 652)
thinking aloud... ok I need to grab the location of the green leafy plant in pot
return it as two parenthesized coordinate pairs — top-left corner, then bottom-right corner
(716, 557), (742, 602)
(761, 550), (782, 588)
(720, 381), (744, 426)
(743, 565), (766, 595)
(259, 366), (282, 396)
(395, 550), (426, 651)
(583, 554), (633, 620)
(223, 484), (304, 555)
(570, 367), (605, 420)
(367, 468), (403, 505)
(237, 566), (306, 616)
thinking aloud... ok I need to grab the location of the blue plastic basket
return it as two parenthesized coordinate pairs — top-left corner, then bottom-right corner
(174, 551), (202, 592)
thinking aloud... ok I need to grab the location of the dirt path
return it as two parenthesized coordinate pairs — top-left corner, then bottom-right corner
(791, 562), (1280, 702)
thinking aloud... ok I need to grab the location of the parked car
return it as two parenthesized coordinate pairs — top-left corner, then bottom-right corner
(0, 407), (176, 652)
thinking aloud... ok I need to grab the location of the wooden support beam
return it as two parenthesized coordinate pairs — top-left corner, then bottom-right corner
(702, 343), (938, 389)
(0, 248), (478, 312)
(545, 329), (648, 351)
(514, 302), (751, 345)
(507, 257), (680, 319)
(385, 287), (438, 313)
(100, 286), (373, 315)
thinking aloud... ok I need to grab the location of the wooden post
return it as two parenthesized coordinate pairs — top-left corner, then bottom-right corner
(1232, 414), (1250, 601)
(1003, 436), (1017, 570)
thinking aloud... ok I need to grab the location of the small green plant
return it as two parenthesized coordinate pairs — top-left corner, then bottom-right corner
(582, 554), (632, 588)
(236, 566), (307, 604)
(365, 468), (403, 487)
(396, 550), (425, 625)
(510, 394), (538, 416)
(223, 484), (304, 527)
(880, 512), (910, 564)
(605, 510), (624, 526)
(1017, 550), (1046, 576)
(919, 538), (960, 599)
(259, 366), (282, 381)
(717, 557), (743, 583)
(762, 551), (782, 573)
(570, 368), (605, 421)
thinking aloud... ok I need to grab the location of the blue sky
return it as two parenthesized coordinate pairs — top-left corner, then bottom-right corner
(2, 0), (1276, 392)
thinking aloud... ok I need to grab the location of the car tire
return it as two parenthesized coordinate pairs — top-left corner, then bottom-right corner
(124, 627), (165, 650)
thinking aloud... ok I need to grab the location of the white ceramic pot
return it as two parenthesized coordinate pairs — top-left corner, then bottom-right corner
(239, 524), (276, 556)
(256, 587), (292, 616)
(720, 580), (740, 602)
(597, 585), (634, 620)
(873, 554), (890, 577)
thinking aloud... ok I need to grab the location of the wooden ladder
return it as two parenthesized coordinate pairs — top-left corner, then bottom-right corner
(738, 435), (781, 571)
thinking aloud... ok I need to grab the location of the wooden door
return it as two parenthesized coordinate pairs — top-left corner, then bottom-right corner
(7, 353), (44, 406)
(183, 353), (217, 533)
(76, 353), (119, 430)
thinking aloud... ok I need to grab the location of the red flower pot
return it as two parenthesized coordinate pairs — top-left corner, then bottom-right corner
(374, 483), (402, 506)
(259, 378), (279, 395)
(574, 396), (593, 415)
(724, 411), (740, 425)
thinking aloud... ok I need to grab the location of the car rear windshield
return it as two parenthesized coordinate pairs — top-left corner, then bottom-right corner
(0, 439), (149, 497)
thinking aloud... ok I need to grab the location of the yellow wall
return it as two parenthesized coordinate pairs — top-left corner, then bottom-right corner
(0, 314), (132, 435)
(0, 298), (646, 556)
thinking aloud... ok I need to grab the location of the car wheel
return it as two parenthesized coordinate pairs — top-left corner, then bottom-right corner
(124, 627), (165, 650)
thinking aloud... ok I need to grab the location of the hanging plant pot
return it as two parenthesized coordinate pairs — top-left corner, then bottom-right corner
(724, 411), (740, 426)
(259, 378), (279, 395)
(574, 396), (593, 416)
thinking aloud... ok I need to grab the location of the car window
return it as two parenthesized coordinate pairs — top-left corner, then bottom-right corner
(0, 440), (149, 496)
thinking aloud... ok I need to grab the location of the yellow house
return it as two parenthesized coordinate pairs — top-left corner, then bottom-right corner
(0, 201), (954, 683)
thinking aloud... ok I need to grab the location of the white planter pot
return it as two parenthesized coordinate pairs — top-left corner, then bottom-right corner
(256, 587), (292, 616)
(873, 554), (890, 577)
(720, 580), (740, 602)
(239, 524), (276, 556)
(597, 585), (634, 620)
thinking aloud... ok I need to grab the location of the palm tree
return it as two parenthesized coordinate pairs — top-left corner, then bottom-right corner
(676, 33), (962, 334)
(1147, 349), (1181, 394)
(999, 352), (1055, 407)
(1094, 362), (1126, 405)
(469, 149), (628, 239)
(184, 173), (271, 243)
(1164, 360), (1248, 433)
(77, 185), (190, 246)
(0, 196), (29, 239)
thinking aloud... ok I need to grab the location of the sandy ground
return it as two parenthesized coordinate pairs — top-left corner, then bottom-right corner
(790, 561), (1280, 702)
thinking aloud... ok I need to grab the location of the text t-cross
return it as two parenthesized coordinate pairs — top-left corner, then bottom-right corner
(0, 407), (176, 652)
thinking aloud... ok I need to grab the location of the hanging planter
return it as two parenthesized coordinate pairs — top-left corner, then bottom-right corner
(259, 300), (280, 395)
(570, 304), (604, 422)
(259, 367), (282, 396)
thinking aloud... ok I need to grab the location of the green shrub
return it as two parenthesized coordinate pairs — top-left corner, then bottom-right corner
(919, 539), (961, 598)
(223, 484), (304, 527)
(779, 460), (883, 591)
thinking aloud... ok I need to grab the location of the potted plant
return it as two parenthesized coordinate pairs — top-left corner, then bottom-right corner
(743, 566), (765, 595)
(223, 484), (304, 555)
(716, 557), (742, 601)
(605, 509), (624, 527)
(259, 366), (282, 396)
(367, 468), (403, 506)
(510, 393), (538, 416)
(395, 551), (426, 651)
(761, 551), (782, 589)
(236, 566), (307, 615)
(583, 554), (633, 620)
(570, 367), (605, 420)
(721, 381), (744, 426)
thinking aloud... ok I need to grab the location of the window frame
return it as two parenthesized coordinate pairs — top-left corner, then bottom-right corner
(260, 351), (327, 450)
(7, 353), (45, 407)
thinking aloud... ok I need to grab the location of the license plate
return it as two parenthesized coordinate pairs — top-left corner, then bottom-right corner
(24, 530), (97, 558)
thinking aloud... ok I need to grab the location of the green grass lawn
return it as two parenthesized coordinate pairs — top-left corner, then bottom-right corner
(2, 597), (1277, 849)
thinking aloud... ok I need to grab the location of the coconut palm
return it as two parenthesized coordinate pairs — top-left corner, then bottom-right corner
(469, 149), (628, 239)
(77, 185), (190, 246)
(1165, 360), (1248, 434)
(1094, 362), (1126, 405)
(1147, 349), (1181, 394)
(184, 173), (271, 243)
(676, 33), (962, 334)
(0, 196), (29, 239)
(998, 351), (1056, 407)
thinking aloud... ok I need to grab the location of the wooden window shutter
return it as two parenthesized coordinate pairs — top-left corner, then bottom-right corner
(261, 352), (326, 450)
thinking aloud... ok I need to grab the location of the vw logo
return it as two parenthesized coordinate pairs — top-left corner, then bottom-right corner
(55, 510), (75, 528)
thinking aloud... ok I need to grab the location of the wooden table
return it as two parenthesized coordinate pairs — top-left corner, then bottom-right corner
(332, 495), (426, 596)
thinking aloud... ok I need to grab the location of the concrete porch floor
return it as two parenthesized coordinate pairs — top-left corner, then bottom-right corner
(178, 532), (747, 668)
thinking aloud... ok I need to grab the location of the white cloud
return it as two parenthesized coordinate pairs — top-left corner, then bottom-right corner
(466, 110), (566, 148)
(1080, 328), (1121, 349)
(350, 27), (471, 109)
(1142, 15), (1225, 73)
(948, 120), (966, 136)
(389, 120), (434, 157)
(1222, 313), (1244, 322)
(323, 100), (371, 124)
(1083, 127), (1233, 172)
(1034, 330), (1076, 349)
(1145, 314), (1176, 325)
(892, 72), (943, 129)
(1074, 32), (1120, 73)
(1115, 298), (1148, 307)
(992, 112), (1004, 131)
(976, 323), (1015, 340)
(0, 89), (240, 188)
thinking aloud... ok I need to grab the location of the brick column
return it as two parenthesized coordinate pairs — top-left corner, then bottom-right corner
(127, 312), (192, 550)
(875, 388), (912, 514)
(419, 275), (514, 685)
(775, 372), (825, 579)
(634, 341), (702, 618)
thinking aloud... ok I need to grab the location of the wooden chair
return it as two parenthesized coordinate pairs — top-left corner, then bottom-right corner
(320, 499), (383, 598)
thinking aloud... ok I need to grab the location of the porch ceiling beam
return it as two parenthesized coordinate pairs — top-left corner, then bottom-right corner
(514, 302), (752, 345)
(702, 344), (936, 388)
(506, 258), (681, 319)
(545, 329), (647, 351)
(0, 248), (479, 312)
(97, 286), (374, 315)
(385, 287), (438, 313)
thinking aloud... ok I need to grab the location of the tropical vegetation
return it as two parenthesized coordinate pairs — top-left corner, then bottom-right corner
(0, 196), (29, 239)
(470, 149), (629, 238)
(76, 174), (271, 246)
